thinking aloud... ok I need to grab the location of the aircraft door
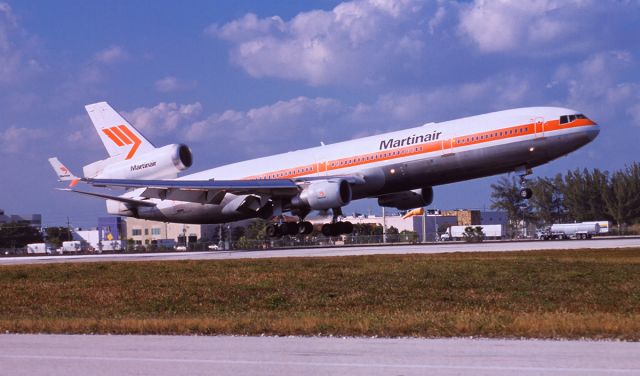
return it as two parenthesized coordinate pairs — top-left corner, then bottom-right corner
(534, 117), (545, 138)
(441, 133), (455, 156)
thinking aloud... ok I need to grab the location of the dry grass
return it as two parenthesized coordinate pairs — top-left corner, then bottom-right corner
(1, 248), (639, 339)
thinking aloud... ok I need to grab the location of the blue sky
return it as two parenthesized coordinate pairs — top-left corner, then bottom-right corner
(1, 0), (639, 228)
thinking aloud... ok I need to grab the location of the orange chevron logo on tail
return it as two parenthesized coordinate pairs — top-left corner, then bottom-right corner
(102, 125), (142, 160)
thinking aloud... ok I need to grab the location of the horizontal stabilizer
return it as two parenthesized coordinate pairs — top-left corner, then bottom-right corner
(57, 188), (156, 207)
(48, 157), (80, 187)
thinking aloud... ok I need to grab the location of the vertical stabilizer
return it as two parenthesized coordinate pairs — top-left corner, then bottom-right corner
(85, 102), (155, 160)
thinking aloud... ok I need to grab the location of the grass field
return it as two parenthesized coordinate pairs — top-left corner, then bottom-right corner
(1, 248), (639, 339)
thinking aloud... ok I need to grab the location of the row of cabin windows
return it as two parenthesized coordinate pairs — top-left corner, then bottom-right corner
(560, 114), (587, 124)
(456, 127), (529, 145)
(329, 146), (424, 168)
(256, 166), (315, 179)
(257, 145), (428, 179)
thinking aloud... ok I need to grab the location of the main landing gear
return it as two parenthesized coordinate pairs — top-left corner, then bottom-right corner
(265, 208), (354, 238)
(321, 207), (353, 237)
(266, 220), (314, 238)
(518, 168), (533, 200)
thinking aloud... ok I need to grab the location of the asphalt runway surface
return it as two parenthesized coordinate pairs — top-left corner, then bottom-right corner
(1, 237), (639, 265)
(1, 334), (639, 376)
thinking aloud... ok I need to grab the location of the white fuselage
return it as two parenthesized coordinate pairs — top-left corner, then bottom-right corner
(111, 107), (599, 223)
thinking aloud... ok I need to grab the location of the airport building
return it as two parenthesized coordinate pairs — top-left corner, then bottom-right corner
(124, 217), (218, 246)
(441, 209), (509, 227)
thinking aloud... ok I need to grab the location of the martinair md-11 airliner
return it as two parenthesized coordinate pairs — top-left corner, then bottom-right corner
(50, 102), (599, 237)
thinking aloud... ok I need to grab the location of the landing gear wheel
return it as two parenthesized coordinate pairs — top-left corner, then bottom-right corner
(298, 221), (313, 235)
(285, 222), (299, 236)
(336, 221), (353, 235)
(321, 223), (335, 237)
(276, 223), (289, 237)
(519, 187), (533, 199)
(266, 224), (279, 238)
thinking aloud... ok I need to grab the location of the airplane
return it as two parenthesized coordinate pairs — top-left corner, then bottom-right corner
(49, 102), (599, 237)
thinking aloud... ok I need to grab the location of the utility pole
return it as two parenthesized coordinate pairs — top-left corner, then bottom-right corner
(422, 209), (426, 243)
(67, 216), (72, 241)
(382, 207), (387, 243)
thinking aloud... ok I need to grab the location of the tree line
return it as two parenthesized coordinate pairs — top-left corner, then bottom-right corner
(0, 223), (71, 249)
(491, 162), (640, 233)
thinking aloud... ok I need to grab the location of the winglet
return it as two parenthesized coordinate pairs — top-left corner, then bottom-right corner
(48, 157), (80, 187)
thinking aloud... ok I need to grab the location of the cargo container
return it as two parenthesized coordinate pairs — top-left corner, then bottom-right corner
(27, 243), (56, 254)
(61, 240), (91, 253)
(441, 224), (505, 241)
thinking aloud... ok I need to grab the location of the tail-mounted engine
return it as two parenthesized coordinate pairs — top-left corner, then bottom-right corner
(84, 144), (193, 180)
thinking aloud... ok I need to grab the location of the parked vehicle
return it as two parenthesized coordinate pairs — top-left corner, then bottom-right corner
(582, 221), (610, 234)
(538, 222), (600, 240)
(27, 243), (57, 254)
(61, 240), (91, 253)
(152, 239), (176, 248)
(440, 224), (505, 241)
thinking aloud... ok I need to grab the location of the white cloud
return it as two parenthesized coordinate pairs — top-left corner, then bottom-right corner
(186, 97), (346, 156)
(0, 2), (42, 84)
(52, 45), (130, 105)
(122, 102), (203, 135)
(207, 0), (431, 86)
(154, 76), (195, 93)
(0, 125), (45, 153)
(93, 45), (127, 64)
(549, 50), (640, 129)
(457, 0), (636, 55)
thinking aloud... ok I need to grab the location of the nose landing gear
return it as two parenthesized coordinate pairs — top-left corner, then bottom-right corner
(518, 168), (533, 200)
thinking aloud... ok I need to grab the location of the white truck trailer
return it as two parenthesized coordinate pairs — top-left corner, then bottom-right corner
(27, 243), (56, 254)
(441, 224), (505, 241)
(539, 222), (600, 240)
(61, 240), (91, 253)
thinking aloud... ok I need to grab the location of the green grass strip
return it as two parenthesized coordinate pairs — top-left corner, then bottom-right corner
(1, 248), (639, 339)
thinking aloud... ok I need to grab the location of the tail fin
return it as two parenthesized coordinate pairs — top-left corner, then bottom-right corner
(85, 102), (155, 160)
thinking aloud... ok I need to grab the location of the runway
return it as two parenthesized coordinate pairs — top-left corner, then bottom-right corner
(1, 334), (638, 376)
(1, 237), (639, 265)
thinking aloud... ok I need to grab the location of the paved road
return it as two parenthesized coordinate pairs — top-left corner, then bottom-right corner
(0, 334), (638, 376)
(1, 237), (639, 265)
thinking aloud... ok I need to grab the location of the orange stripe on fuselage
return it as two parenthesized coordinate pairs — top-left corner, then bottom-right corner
(242, 118), (596, 181)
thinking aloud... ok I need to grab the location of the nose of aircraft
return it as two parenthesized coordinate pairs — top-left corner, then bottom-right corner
(585, 120), (600, 142)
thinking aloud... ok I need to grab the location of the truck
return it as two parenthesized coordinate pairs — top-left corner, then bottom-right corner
(27, 243), (57, 254)
(61, 240), (91, 253)
(538, 222), (600, 240)
(582, 221), (610, 234)
(440, 224), (505, 241)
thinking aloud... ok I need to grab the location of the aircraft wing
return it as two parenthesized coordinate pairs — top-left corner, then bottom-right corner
(85, 178), (301, 205)
(57, 188), (157, 207)
(81, 175), (365, 205)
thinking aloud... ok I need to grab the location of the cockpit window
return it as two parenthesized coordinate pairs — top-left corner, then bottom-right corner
(560, 114), (588, 124)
